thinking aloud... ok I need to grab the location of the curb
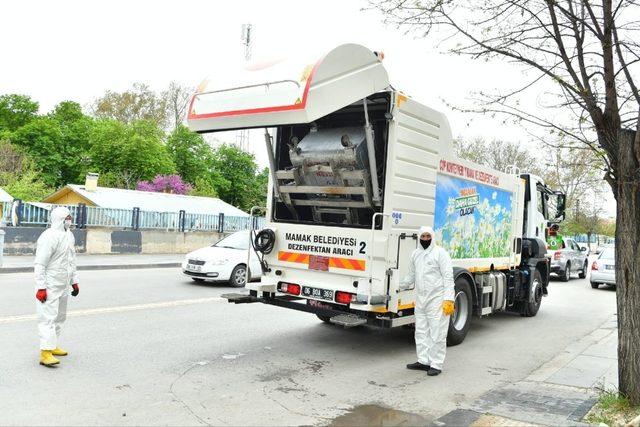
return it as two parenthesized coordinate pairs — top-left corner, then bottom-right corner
(0, 263), (182, 274)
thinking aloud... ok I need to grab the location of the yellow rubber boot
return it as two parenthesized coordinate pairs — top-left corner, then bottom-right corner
(40, 350), (60, 366)
(51, 347), (68, 356)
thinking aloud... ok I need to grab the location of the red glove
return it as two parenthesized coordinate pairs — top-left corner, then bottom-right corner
(36, 289), (47, 303)
(71, 283), (79, 297)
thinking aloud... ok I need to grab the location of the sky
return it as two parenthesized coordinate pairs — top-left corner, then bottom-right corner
(0, 0), (615, 216)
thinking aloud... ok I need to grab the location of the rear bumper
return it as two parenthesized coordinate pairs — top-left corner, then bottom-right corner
(590, 272), (616, 285)
(222, 292), (406, 328)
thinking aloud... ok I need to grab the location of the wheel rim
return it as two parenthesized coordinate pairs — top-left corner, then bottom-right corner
(452, 290), (469, 331)
(532, 278), (542, 305)
(234, 268), (246, 286)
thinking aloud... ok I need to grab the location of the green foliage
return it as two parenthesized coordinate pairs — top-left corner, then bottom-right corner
(89, 119), (175, 188)
(0, 89), (268, 213)
(211, 144), (266, 211)
(10, 116), (64, 186)
(0, 159), (54, 201)
(0, 94), (39, 132)
(246, 167), (269, 211)
(92, 83), (167, 127)
(167, 125), (215, 184)
(191, 176), (219, 198)
(454, 136), (542, 175)
(585, 388), (640, 426)
(10, 101), (94, 187)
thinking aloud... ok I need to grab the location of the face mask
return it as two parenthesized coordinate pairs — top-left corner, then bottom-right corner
(64, 219), (72, 230)
(420, 239), (431, 250)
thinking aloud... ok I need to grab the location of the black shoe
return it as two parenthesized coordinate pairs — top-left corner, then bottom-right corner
(427, 368), (442, 376)
(406, 362), (430, 371)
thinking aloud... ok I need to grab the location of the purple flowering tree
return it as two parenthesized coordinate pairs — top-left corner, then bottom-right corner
(136, 174), (192, 195)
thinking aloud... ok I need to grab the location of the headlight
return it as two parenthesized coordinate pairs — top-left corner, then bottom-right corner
(210, 258), (229, 266)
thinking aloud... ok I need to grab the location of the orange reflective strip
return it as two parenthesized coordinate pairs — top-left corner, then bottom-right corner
(295, 253), (310, 264)
(278, 251), (292, 261)
(351, 260), (366, 271)
(279, 251), (365, 271)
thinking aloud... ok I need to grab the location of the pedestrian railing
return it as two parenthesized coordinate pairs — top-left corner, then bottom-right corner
(0, 201), (265, 233)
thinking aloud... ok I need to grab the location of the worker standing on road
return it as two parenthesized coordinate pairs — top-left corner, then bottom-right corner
(402, 226), (455, 376)
(34, 206), (80, 367)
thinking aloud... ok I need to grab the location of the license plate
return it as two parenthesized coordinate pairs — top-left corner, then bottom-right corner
(309, 255), (329, 271)
(605, 265), (615, 270)
(302, 286), (334, 301)
(187, 264), (202, 272)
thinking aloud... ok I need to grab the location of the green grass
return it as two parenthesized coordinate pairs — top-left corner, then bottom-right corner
(585, 389), (640, 426)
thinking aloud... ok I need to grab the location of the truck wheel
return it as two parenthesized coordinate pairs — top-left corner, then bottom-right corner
(229, 265), (247, 287)
(522, 269), (543, 317)
(560, 262), (571, 282)
(317, 314), (332, 323)
(591, 282), (600, 289)
(579, 260), (588, 279)
(447, 277), (473, 347)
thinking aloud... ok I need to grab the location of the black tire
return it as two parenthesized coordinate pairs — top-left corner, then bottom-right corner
(579, 260), (588, 279)
(560, 262), (571, 282)
(316, 314), (332, 323)
(229, 264), (248, 288)
(591, 282), (600, 289)
(522, 268), (543, 317)
(447, 276), (473, 347)
(191, 278), (205, 283)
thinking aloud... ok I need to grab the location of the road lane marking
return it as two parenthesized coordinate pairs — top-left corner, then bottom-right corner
(0, 297), (227, 325)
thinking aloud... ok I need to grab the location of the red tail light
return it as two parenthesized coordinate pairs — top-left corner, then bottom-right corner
(278, 282), (300, 295)
(335, 291), (354, 305)
(554, 251), (562, 260)
(592, 262), (599, 271)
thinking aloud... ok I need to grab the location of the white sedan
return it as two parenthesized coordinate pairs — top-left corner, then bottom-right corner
(590, 246), (616, 289)
(182, 230), (262, 287)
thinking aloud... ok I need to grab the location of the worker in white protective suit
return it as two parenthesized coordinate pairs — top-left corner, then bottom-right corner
(402, 226), (455, 376)
(34, 207), (80, 366)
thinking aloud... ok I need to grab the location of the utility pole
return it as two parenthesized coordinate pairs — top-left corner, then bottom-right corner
(236, 24), (253, 152)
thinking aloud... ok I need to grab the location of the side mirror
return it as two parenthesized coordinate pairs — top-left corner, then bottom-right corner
(555, 193), (566, 220)
(580, 247), (587, 252)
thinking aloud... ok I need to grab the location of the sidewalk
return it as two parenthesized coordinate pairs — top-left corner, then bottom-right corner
(0, 253), (183, 273)
(434, 315), (618, 426)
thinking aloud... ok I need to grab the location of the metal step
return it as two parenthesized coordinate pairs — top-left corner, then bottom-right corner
(221, 293), (258, 304)
(481, 307), (493, 316)
(329, 314), (368, 328)
(482, 285), (493, 294)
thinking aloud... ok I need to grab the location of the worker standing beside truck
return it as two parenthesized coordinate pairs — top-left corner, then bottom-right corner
(403, 226), (455, 376)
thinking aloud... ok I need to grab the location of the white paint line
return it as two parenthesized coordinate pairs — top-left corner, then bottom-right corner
(0, 297), (226, 325)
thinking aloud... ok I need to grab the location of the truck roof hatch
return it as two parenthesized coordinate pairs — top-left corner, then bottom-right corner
(187, 44), (390, 133)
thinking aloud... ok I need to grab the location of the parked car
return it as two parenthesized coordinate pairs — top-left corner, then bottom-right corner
(550, 237), (589, 282)
(181, 230), (262, 287)
(590, 247), (616, 289)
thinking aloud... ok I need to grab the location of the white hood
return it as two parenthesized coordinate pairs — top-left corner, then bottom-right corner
(50, 206), (70, 232)
(418, 226), (435, 243)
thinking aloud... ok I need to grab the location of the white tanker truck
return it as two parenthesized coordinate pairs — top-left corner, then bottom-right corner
(187, 44), (565, 345)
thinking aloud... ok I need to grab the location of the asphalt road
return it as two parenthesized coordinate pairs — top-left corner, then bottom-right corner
(0, 266), (616, 426)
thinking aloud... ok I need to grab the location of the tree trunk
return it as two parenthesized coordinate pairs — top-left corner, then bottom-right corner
(615, 129), (640, 405)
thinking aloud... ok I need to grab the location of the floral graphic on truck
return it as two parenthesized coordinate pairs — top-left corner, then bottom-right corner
(434, 174), (513, 259)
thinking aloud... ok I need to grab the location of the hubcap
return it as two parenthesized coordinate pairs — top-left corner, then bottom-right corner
(452, 290), (469, 331)
(235, 268), (246, 285)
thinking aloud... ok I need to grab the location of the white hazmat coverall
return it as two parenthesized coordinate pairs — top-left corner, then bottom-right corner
(402, 226), (455, 370)
(35, 207), (79, 350)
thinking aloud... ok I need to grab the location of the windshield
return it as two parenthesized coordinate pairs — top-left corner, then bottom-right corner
(600, 247), (615, 260)
(214, 231), (249, 250)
